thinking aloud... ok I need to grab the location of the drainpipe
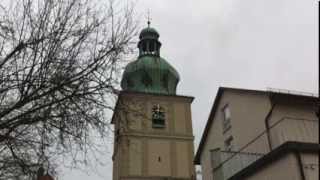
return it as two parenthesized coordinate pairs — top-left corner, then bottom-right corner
(294, 150), (306, 180)
(264, 93), (276, 151)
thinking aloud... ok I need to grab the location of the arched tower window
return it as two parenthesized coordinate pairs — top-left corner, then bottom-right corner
(152, 104), (165, 128)
(142, 43), (147, 54)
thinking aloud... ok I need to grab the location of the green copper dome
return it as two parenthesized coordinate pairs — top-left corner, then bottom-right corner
(121, 25), (180, 95)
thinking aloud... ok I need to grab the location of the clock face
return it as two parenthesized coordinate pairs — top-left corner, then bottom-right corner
(152, 104), (165, 128)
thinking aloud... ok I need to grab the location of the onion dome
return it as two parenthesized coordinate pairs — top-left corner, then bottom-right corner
(121, 23), (180, 95)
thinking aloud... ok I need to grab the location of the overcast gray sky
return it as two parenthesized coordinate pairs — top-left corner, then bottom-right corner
(62, 0), (318, 179)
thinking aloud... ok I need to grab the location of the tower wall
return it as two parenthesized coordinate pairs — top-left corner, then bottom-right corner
(112, 92), (195, 180)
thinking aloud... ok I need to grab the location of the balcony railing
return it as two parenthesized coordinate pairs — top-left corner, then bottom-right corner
(211, 150), (263, 180)
(211, 117), (318, 180)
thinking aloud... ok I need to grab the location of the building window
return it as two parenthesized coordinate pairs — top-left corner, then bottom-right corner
(222, 104), (231, 132)
(224, 136), (234, 151)
(152, 104), (165, 128)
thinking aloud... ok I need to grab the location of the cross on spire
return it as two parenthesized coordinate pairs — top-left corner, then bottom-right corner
(147, 9), (151, 27)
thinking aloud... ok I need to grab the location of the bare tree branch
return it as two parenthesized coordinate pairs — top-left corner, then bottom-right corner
(0, 0), (137, 179)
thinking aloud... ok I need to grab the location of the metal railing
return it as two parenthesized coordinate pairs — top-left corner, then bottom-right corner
(211, 150), (264, 180)
(211, 117), (318, 180)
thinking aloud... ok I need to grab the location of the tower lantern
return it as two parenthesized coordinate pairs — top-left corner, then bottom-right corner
(137, 23), (161, 57)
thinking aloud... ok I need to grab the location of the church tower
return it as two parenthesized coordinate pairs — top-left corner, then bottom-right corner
(112, 23), (196, 180)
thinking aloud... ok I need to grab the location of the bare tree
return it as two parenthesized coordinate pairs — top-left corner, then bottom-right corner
(0, 0), (137, 179)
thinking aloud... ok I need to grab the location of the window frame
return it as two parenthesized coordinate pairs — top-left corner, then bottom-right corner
(151, 104), (166, 128)
(222, 104), (231, 133)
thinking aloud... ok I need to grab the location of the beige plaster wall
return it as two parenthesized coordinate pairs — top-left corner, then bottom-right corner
(112, 93), (195, 180)
(301, 153), (319, 180)
(270, 103), (317, 124)
(121, 94), (193, 136)
(198, 90), (319, 180)
(148, 139), (171, 176)
(225, 90), (271, 154)
(200, 90), (273, 180)
(174, 103), (187, 134)
(246, 152), (301, 180)
(129, 138), (143, 175)
(176, 141), (191, 177)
